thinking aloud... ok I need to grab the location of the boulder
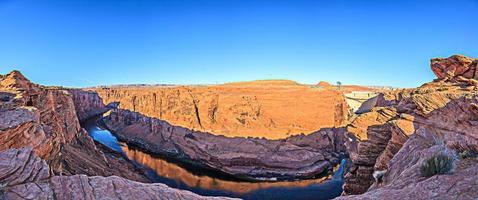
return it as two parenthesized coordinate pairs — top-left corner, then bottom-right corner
(431, 55), (478, 80)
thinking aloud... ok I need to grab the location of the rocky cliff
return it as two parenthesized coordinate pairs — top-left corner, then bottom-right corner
(0, 148), (235, 200)
(340, 55), (478, 199)
(100, 108), (348, 180)
(0, 71), (148, 182)
(92, 80), (351, 139)
(68, 89), (113, 122)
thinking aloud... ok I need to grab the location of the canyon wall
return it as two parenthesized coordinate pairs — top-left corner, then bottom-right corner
(340, 55), (478, 198)
(93, 80), (351, 139)
(101, 108), (348, 180)
(68, 89), (111, 122)
(0, 71), (148, 182)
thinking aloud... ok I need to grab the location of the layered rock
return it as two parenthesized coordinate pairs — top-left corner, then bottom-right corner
(68, 89), (111, 122)
(92, 80), (351, 139)
(341, 55), (478, 198)
(101, 108), (348, 180)
(431, 54), (478, 80)
(0, 148), (235, 200)
(338, 96), (478, 199)
(0, 71), (149, 182)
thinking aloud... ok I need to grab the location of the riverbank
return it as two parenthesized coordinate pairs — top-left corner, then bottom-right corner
(83, 116), (347, 199)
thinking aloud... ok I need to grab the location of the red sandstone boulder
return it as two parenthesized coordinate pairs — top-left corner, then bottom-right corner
(431, 55), (478, 80)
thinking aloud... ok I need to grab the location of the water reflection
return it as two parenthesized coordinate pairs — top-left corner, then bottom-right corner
(121, 144), (330, 194)
(82, 117), (344, 199)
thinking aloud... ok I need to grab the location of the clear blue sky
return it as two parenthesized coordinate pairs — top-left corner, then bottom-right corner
(0, 0), (477, 88)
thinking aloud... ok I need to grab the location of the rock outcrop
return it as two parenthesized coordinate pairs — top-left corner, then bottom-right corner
(0, 70), (149, 182)
(431, 54), (478, 80)
(339, 96), (478, 199)
(92, 80), (351, 139)
(101, 108), (348, 180)
(340, 55), (478, 199)
(68, 89), (112, 122)
(0, 148), (235, 200)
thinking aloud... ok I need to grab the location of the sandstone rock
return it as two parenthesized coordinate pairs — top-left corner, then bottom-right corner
(69, 89), (111, 122)
(337, 126), (478, 200)
(317, 81), (331, 87)
(92, 80), (351, 139)
(431, 55), (478, 80)
(0, 70), (150, 182)
(101, 109), (348, 180)
(341, 55), (478, 197)
(0, 148), (236, 200)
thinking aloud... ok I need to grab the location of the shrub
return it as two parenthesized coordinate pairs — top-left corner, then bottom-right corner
(420, 154), (453, 177)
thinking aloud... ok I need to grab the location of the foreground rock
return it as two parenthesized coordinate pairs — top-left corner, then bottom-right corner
(92, 80), (356, 139)
(338, 102), (478, 199)
(340, 55), (478, 199)
(0, 71), (149, 182)
(0, 148), (235, 200)
(101, 109), (348, 180)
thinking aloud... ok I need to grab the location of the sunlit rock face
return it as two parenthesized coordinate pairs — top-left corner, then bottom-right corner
(92, 80), (359, 139)
(431, 55), (478, 80)
(0, 148), (236, 200)
(101, 108), (349, 180)
(340, 55), (478, 199)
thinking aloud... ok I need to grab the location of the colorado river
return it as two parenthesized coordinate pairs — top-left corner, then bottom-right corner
(82, 117), (345, 200)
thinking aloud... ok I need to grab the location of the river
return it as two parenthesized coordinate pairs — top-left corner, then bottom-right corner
(82, 117), (345, 200)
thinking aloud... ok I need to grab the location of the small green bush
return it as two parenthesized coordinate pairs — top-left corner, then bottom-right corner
(420, 154), (453, 177)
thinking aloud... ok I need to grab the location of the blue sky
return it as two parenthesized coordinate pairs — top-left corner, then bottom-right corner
(0, 0), (477, 88)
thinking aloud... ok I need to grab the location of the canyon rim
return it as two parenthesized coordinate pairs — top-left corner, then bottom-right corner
(1, 1), (477, 199)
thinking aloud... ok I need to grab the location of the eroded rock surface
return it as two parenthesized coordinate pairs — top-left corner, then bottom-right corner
(92, 80), (352, 139)
(0, 70), (149, 182)
(340, 55), (478, 199)
(101, 109), (348, 180)
(0, 148), (235, 200)
(431, 54), (478, 80)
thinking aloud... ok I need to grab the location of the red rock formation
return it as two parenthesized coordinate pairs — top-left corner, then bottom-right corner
(317, 81), (332, 87)
(68, 89), (112, 122)
(101, 108), (348, 180)
(431, 54), (478, 80)
(341, 55), (478, 198)
(338, 96), (478, 199)
(0, 148), (235, 200)
(92, 80), (350, 139)
(0, 70), (149, 182)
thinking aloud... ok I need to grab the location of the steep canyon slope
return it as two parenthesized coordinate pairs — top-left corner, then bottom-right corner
(340, 55), (478, 199)
(0, 71), (147, 181)
(101, 108), (348, 180)
(92, 80), (352, 139)
(0, 71), (232, 199)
